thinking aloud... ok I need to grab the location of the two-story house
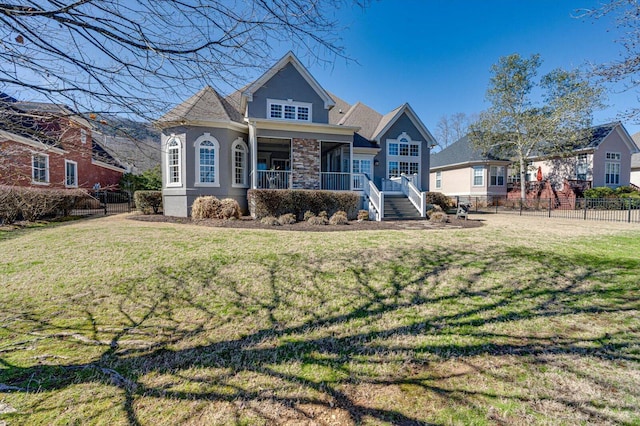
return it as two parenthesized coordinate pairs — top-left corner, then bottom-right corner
(0, 95), (126, 189)
(157, 52), (437, 218)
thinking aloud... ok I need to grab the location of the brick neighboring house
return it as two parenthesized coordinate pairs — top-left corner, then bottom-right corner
(0, 95), (127, 189)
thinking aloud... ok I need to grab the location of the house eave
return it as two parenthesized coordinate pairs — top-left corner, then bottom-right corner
(249, 118), (360, 136)
(353, 147), (381, 155)
(156, 119), (248, 132)
(430, 159), (510, 172)
(91, 159), (128, 173)
(0, 130), (67, 155)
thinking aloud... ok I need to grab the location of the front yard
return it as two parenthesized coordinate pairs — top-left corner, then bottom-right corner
(1, 215), (639, 425)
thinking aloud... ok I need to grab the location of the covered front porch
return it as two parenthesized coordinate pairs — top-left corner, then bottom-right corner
(251, 136), (354, 191)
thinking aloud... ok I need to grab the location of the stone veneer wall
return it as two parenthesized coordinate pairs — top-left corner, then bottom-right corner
(291, 138), (320, 189)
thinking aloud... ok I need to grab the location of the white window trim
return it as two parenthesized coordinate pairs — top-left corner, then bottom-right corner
(386, 132), (421, 180)
(472, 166), (485, 187)
(231, 138), (249, 188)
(605, 161), (621, 186)
(435, 171), (442, 189)
(194, 133), (220, 187)
(266, 98), (312, 122)
(65, 159), (78, 188)
(80, 129), (87, 144)
(166, 136), (182, 187)
(31, 152), (50, 185)
(605, 152), (621, 161)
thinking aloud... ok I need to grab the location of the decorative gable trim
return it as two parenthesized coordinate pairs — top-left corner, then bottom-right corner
(372, 103), (436, 145)
(241, 51), (335, 112)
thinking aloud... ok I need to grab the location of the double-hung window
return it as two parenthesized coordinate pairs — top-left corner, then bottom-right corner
(65, 160), (78, 187)
(267, 99), (312, 122)
(576, 154), (588, 181)
(166, 137), (181, 186)
(605, 152), (621, 186)
(32, 153), (49, 184)
(490, 166), (504, 186)
(435, 171), (442, 189)
(473, 166), (484, 186)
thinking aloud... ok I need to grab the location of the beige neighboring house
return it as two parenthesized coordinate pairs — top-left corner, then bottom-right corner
(430, 122), (639, 198)
(632, 132), (640, 187)
(429, 135), (510, 198)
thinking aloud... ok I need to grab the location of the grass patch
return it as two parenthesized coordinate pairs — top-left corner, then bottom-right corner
(1, 215), (639, 424)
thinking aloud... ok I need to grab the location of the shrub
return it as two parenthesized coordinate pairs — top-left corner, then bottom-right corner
(425, 192), (453, 211)
(191, 196), (221, 219)
(260, 216), (280, 226)
(329, 210), (349, 225)
(357, 209), (369, 221)
(0, 186), (90, 223)
(278, 213), (297, 225)
(134, 190), (163, 214)
(318, 211), (328, 219)
(303, 210), (316, 221)
(429, 211), (449, 223)
(219, 198), (241, 220)
(248, 189), (360, 220)
(307, 215), (328, 225)
(584, 186), (616, 199)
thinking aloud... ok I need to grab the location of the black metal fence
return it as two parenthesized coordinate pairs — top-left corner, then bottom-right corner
(69, 190), (133, 216)
(453, 195), (640, 223)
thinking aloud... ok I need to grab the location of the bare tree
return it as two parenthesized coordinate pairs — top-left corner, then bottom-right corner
(577, 0), (640, 121)
(0, 0), (367, 120)
(434, 112), (471, 149)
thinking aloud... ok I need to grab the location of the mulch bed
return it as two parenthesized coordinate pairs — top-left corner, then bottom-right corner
(129, 213), (484, 232)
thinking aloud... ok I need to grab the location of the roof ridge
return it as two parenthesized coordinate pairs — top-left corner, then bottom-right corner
(338, 101), (362, 125)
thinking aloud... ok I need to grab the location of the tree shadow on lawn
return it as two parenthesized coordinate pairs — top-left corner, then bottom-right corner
(1, 245), (640, 425)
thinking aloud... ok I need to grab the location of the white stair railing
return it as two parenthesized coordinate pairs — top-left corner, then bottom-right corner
(400, 174), (426, 217)
(362, 174), (383, 221)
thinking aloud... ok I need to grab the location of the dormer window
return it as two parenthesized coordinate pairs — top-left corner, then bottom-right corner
(267, 99), (311, 122)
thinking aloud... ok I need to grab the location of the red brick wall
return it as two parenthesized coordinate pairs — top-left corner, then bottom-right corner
(0, 118), (124, 189)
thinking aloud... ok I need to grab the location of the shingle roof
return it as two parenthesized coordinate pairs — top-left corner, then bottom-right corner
(92, 140), (127, 170)
(372, 105), (403, 141)
(327, 92), (351, 125)
(430, 135), (508, 168)
(158, 86), (243, 123)
(338, 101), (383, 141)
(573, 122), (617, 150)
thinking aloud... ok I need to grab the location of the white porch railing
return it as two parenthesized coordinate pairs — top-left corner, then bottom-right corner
(352, 173), (366, 191)
(382, 177), (403, 192)
(321, 172), (350, 191)
(400, 174), (426, 217)
(255, 170), (291, 189)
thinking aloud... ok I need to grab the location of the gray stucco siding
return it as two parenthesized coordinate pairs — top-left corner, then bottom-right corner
(248, 63), (329, 123)
(372, 112), (431, 190)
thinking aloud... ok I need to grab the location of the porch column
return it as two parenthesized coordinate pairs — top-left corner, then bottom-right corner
(291, 138), (320, 189)
(249, 121), (257, 189)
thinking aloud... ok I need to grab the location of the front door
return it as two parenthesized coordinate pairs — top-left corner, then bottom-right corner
(353, 157), (373, 190)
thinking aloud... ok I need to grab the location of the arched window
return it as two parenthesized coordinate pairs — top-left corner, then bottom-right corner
(231, 138), (248, 187)
(166, 136), (181, 186)
(195, 133), (220, 186)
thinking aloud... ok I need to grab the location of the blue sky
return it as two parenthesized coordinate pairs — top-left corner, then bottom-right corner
(287, 0), (639, 137)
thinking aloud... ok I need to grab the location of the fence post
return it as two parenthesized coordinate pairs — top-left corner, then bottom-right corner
(519, 198), (523, 216)
(102, 191), (107, 215)
(629, 198), (632, 223)
(548, 198), (551, 218)
(583, 198), (587, 220)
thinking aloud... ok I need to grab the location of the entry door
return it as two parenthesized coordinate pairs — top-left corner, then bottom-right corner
(352, 157), (373, 190)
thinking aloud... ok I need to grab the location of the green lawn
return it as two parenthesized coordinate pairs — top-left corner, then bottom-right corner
(1, 215), (639, 425)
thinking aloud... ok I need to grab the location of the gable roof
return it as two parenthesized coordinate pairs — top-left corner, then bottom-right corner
(371, 103), (436, 144)
(92, 139), (128, 170)
(338, 101), (383, 140)
(241, 51), (335, 111)
(327, 92), (351, 125)
(431, 135), (509, 169)
(157, 86), (243, 124)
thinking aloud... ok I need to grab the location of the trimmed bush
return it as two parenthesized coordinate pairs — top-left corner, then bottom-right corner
(278, 213), (297, 225)
(329, 210), (349, 225)
(303, 210), (316, 221)
(248, 189), (360, 220)
(0, 186), (90, 223)
(307, 215), (328, 225)
(584, 187), (615, 199)
(429, 211), (449, 223)
(425, 192), (453, 211)
(219, 198), (241, 220)
(134, 190), (163, 214)
(318, 211), (328, 219)
(260, 216), (280, 226)
(357, 209), (369, 221)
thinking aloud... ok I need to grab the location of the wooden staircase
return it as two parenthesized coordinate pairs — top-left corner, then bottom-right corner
(383, 195), (423, 220)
